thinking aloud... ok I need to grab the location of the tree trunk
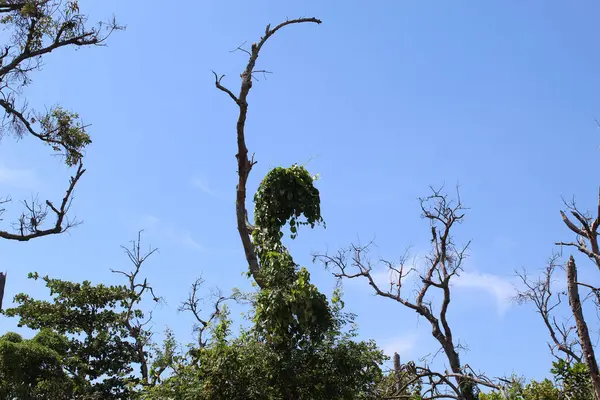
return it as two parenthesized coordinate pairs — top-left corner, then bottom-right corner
(0, 272), (6, 311)
(566, 255), (600, 400)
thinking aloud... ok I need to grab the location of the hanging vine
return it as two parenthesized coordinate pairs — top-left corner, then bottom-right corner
(212, 18), (330, 346)
(251, 164), (332, 346)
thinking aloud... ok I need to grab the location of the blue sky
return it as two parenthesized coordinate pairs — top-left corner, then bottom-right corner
(1, 0), (600, 383)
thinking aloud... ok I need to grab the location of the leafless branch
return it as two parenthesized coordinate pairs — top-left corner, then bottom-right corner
(556, 193), (600, 270)
(315, 187), (483, 400)
(179, 276), (234, 348)
(0, 162), (85, 241)
(111, 230), (160, 386)
(229, 40), (251, 56)
(514, 255), (582, 363)
(380, 357), (500, 400)
(213, 17), (322, 288)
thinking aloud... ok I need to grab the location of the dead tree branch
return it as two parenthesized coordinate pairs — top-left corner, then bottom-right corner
(179, 276), (234, 348)
(556, 193), (600, 270)
(212, 17), (322, 288)
(566, 255), (600, 399)
(380, 358), (499, 400)
(111, 230), (160, 386)
(314, 187), (484, 400)
(514, 255), (582, 363)
(0, 162), (85, 241)
(0, 272), (6, 311)
(0, 2), (122, 242)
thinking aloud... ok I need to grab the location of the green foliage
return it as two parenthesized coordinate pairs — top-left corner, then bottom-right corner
(141, 164), (386, 399)
(522, 379), (561, 400)
(252, 164), (333, 347)
(142, 311), (385, 400)
(39, 106), (91, 166)
(0, 0), (120, 167)
(148, 328), (182, 386)
(3, 272), (142, 399)
(552, 360), (594, 400)
(253, 164), (324, 243)
(479, 361), (592, 400)
(0, 330), (73, 400)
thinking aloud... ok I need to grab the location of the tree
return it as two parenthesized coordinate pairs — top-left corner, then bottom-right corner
(212, 17), (322, 289)
(515, 254), (582, 365)
(480, 360), (592, 400)
(519, 193), (600, 399)
(4, 273), (139, 398)
(555, 196), (600, 399)
(314, 188), (501, 400)
(212, 16), (389, 398)
(110, 231), (161, 388)
(0, 330), (74, 399)
(138, 16), (389, 400)
(0, 0), (121, 309)
(3, 232), (159, 399)
(143, 288), (385, 400)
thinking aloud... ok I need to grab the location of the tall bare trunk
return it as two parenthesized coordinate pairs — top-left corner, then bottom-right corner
(0, 272), (6, 311)
(566, 256), (600, 399)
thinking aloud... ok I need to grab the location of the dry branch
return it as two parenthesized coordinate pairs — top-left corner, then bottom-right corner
(566, 255), (600, 399)
(0, 162), (85, 241)
(111, 230), (160, 386)
(212, 17), (321, 288)
(314, 187), (485, 400)
(0, 3), (121, 242)
(514, 256), (582, 363)
(179, 276), (234, 348)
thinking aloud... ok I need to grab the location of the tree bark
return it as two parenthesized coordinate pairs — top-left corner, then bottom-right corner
(0, 272), (5, 311)
(566, 255), (600, 400)
(214, 18), (321, 289)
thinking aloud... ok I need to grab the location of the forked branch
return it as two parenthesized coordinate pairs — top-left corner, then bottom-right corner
(314, 187), (482, 400)
(556, 193), (600, 270)
(111, 230), (160, 385)
(514, 256), (582, 364)
(179, 276), (234, 348)
(0, 162), (85, 241)
(212, 17), (321, 288)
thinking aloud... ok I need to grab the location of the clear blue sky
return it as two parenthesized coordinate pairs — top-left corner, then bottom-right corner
(1, 0), (600, 383)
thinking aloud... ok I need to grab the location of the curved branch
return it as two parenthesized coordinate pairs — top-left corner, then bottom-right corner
(0, 162), (85, 241)
(213, 17), (321, 288)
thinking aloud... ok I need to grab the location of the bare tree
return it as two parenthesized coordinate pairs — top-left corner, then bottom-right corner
(314, 187), (500, 400)
(111, 230), (160, 387)
(514, 255), (582, 364)
(212, 17), (321, 288)
(555, 194), (600, 399)
(179, 276), (233, 349)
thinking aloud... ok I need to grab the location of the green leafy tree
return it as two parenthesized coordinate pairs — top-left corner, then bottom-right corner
(140, 17), (387, 400)
(142, 291), (385, 400)
(0, 330), (74, 399)
(4, 273), (140, 398)
(552, 360), (594, 400)
(2, 233), (160, 399)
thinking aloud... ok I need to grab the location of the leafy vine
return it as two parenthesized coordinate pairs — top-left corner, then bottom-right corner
(251, 164), (332, 346)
